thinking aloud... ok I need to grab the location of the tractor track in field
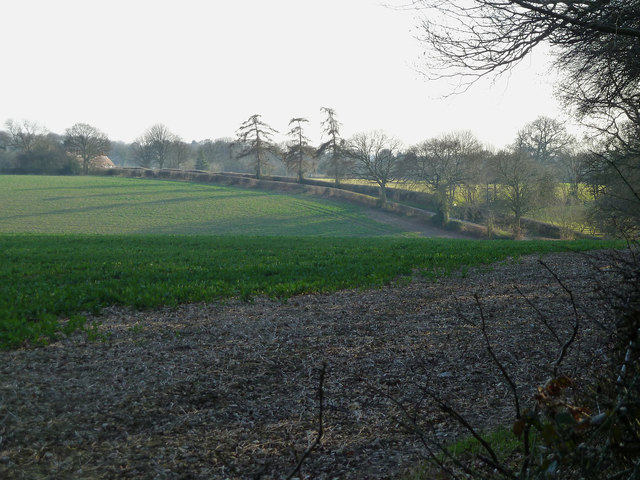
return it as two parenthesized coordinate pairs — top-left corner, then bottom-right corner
(364, 208), (475, 238)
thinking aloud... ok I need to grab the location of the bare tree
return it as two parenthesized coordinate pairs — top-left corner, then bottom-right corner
(284, 117), (315, 182)
(515, 116), (575, 168)
(317, 107), (352, 186)
(348, 131), (404, 207)
(5, 119), (47, 154)
(408, 131), (482, 225)
(63, 123), (111, 174)
(131, 124), (179, 169)
(411, 0), (640, 233)
(586, 122), (640, 236)
(412, 1), (640, 92)
(167, 139), (190, 169)
(149, 124), (178, 170)
(131, 141), (155, 169)
(235, 114), (278, 179)
(562, 150), (590, 200)
(495, 148), (555, 233)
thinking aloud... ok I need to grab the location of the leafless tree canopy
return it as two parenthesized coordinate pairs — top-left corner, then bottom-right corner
(413, 1), (639, 122)
(64, 123), (111, 175)
(412, 1), (639, 86)
(494, 148), (555, 229)
(407, 131), (483, 224)
(132, 124), (179, 170)
(515, 116), (575, 166)
(348, 131), (404, 206)
(5, 119), (47, 153)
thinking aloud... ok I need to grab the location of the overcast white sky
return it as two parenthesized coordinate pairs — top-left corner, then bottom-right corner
(1, 0), (569, 149)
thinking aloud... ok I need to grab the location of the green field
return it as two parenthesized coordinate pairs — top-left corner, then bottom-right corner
(0, 175), (621, 349)
(0, 175), (402, 236)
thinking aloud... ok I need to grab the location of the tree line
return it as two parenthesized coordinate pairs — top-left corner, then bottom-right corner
(0, 107), (633, 236)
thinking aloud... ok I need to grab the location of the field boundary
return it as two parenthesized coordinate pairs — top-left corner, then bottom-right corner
(102, 167), (490, 238)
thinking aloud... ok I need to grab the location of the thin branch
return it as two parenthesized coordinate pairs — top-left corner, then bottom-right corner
(538, 261), (581, 377)
(285, 362), (327, 480)
(514, 284), (562, 345)
(474, 294), (521, 419)
(428, 392), (516, 480)
(376, 383), (489, 480)
(595, 152), (640, 205)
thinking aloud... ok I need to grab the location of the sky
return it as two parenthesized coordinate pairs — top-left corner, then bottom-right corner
(1, 0), (570, 150)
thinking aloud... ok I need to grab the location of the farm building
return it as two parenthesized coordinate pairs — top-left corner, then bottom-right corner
(88, 155), (116, 169)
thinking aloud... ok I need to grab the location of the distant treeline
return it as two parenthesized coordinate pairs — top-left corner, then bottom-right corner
(1, 112), (638, 237)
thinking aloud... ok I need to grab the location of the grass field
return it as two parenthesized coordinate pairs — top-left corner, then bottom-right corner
(0, 175), (402, 236)
(0, 175), (622, 349)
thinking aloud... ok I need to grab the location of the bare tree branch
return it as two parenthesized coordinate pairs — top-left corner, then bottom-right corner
(286, 362), (327, 480)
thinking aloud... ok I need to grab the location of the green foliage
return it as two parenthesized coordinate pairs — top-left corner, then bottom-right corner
(448, 426), (518, 458)
(0, 234), (621, 349)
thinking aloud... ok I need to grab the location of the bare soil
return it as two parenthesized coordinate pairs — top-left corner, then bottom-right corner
(0, 251), (621, 479)
(364, 208), (473, 239)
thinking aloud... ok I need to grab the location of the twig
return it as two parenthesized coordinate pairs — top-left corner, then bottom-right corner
(513, 284), (561, 345)
(538, 261), (581, 377)
(285, 362), (327, 480)
(428, 392), (516, 480)
(474, 294), (521, 420)
(374, 383), (484, 480)
(474, 293), (532, 476)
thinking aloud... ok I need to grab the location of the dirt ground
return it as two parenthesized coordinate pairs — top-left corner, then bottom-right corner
(0, 250), (621, 479)
(364, 208), (473, 239)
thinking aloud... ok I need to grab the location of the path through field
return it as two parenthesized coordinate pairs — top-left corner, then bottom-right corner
(364, 208), (474, 238)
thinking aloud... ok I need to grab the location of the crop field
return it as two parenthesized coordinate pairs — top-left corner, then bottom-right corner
(0, 234), (620, 348)
(0, 175), (402, 236)
(0, 175), (627, 480)
(0, 175), (621, 348)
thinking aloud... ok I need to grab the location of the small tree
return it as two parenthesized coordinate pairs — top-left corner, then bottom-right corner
(235, 114), (278, 179)
(195, 141), (213, 171)
(284, 117), (315, 182)
(348, 131), (404, 207)
(64, 123), (111, 174)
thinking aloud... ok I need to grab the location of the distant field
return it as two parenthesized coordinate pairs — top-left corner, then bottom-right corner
(0, 175), (402, 236)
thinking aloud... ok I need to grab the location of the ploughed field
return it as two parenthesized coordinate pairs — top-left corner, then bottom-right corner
(0, 175), (623, 478)
(0, 251), (621, 479)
